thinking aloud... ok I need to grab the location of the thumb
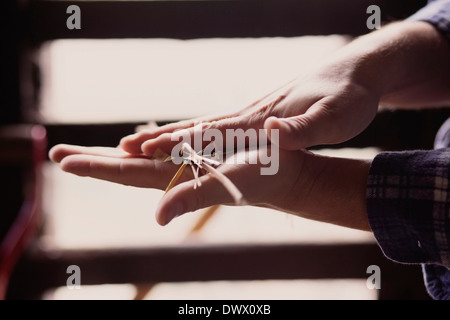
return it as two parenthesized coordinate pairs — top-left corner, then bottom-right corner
(155, 172), (237, 226)
(264, 102), (337, 150)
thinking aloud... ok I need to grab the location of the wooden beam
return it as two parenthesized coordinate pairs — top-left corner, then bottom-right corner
(7, 241), (429, 299)
(9, 242), (397, 286)
(29, 0), (426, 41)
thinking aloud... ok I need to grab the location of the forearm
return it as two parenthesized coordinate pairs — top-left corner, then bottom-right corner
(325, 21), (450, 108)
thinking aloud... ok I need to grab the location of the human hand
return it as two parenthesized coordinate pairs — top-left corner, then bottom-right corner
(121, 21), (450, 158)
(49, 144), (371, 230)
(120, 63), (380, 156)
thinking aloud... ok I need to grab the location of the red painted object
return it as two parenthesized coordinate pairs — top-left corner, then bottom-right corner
(0, 125), (47, 300)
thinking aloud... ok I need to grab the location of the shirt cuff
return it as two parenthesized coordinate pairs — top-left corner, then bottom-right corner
(407, 0), (450, 41)
(366, 149), (450, 267)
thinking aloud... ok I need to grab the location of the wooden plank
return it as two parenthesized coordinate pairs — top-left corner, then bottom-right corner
(44, 122), (147, 151)
(0, 1), (24, 123)
(11, 242), (391, 287)
(29, 0), (426, 41)
(7, 242), (429, 299)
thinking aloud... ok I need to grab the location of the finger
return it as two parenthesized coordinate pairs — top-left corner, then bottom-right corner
(134, 120), (159, 133)
(59, 154), (181, 189)
(120, 111), (242, 154)
(155, 171), (238, 226)
(119, 87), (291, 155)
(49, 144), (131, 163)
(120, 119), (198, 154)
(140, 115), (259, 157)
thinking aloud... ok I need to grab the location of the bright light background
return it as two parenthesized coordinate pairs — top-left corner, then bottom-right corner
(39, 36), (350, 122)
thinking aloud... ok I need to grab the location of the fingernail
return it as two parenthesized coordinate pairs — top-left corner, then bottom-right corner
(265, 117), (284, 129)
(165, 203), (184, 225)
(141, 140), (155, 154)
(120, 133), (135, 143)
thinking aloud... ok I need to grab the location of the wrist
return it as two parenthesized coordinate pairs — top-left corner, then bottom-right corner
(296, 151), (372, 231)
(323, 21), (450, 104)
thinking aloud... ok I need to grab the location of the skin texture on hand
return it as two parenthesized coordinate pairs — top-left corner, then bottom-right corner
(49, 144), (372, 230)
(119, 21), (450, 159)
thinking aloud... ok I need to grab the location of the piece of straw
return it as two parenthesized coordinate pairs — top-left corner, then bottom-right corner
(162, 143), (245, 206)
(190, 164), (202, 189)
(165, 162), (188, 193)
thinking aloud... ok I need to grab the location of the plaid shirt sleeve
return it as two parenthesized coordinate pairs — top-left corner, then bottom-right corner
(367, 148), (450, 299)
(367, 149), (450, 268)
(407, 0), (450, 41)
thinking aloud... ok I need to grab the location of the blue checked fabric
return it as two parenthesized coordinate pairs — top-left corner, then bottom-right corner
(407, 0), (450, 40)
(367, 1), (450, 300)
